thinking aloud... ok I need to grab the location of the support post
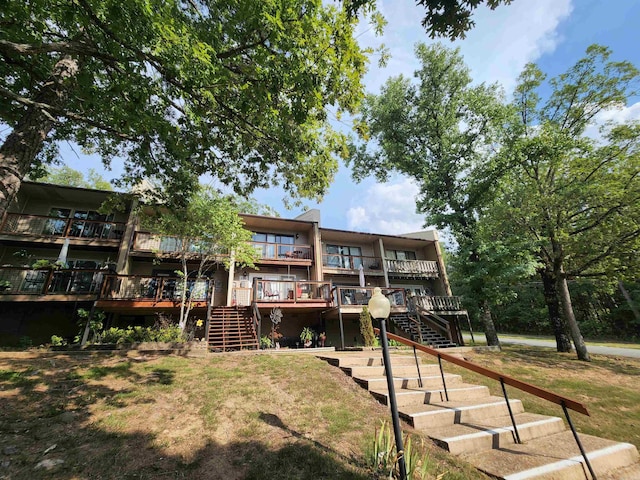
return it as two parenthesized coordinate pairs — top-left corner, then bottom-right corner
(500, 378), (521, 444)
(437, 355), (449, 401)
(338, 309), (345, 350)
(379, 318), (407, 480)
(413, 346), (423, 388)
(562, 401), (597, 480)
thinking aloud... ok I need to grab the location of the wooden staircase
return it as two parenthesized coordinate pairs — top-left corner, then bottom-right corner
(389, 312), (457, 348)
(318, 352), (640, 479)
(207, 306), (259, 351)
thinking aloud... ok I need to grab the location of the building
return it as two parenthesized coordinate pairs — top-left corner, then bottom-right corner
(0, 181), (468, 349)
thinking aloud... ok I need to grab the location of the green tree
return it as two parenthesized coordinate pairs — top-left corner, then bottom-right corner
(349, 43), (511, 346)
(497, 45), (640, 361)
(144, 186), (256, 331)
(0, 0), (383, 216)
(35, 165), (113, 190)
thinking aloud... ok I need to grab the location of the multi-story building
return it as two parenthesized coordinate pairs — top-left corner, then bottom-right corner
(0, 181), (468, 349)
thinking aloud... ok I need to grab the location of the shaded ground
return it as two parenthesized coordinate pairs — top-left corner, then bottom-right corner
(0, 351), (483, 480)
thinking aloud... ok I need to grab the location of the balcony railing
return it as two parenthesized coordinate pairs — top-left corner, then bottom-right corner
(0, 213), (125, 241)
(99, 275), (210, 302)
(132, 231), (228, 256)
(386, 259), (439, 276)
(250, 280), (331, 303)
(322, 254), (382, 271)
(411, 295), (462, 311)
(0, 267), (104, 295)
(333, 286), (406, 308)
(251, 242), (311, 261)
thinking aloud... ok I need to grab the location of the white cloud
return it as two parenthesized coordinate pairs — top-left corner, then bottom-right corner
(346, 178), (425, 234)
(362, 0), (573, 94)
(583, 101), (640, 139)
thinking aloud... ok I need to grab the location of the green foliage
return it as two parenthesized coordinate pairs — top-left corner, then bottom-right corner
(100, 325), (184, 344)
(50, 335), (67, 347)
(33, 165), (112, 190)
(260, 335), (273, 349)
(300, 327), (315, 344)
(366, 420), (432, 479)
(76, 308), (105, 344)
(359, 306), (376, 347)
(1, 0), (382, 211)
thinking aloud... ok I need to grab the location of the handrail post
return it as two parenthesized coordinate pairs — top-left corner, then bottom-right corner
(562, 401), (597, 480)
(437, 355), (449, 401)
(500, 378), (521, 444)
(413, 346), (423, 388)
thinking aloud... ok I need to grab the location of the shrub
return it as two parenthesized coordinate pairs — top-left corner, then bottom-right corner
(359, 306), (376, 347)
(99, 325), (185, 344)
(50, 335), (67, 347)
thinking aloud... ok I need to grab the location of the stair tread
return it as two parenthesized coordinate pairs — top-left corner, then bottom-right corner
(399, 395), (516, 415)
(427, 412), (563, 440)
(369, 382), (488, 396)
(462, 431), (639, 479)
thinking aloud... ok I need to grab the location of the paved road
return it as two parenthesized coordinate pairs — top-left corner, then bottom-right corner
(462, 333), (640, 359)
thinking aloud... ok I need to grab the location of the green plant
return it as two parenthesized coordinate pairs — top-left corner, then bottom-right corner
(0, 279), (11, 291)
(366, 420), (433, 479)
(77, 308), (105, 344)
(99, 325), (185, 345)
(300, 327), (314, 345)
(360, 306), (376, 347)
(50, 335), (67, 347)
(260, 335), (272, 349)
(18, 336), (32, 349)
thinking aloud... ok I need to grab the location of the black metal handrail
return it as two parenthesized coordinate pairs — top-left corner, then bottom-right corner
(374, 328), (597, 480)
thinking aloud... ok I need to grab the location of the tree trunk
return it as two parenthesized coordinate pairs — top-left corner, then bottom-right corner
(480, 299), (501, 348)
(0, 56), (79, 217)
(557, 269), (590, 361)
(540, 268), (572, 352)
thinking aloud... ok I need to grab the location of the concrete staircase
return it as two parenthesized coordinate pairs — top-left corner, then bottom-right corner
(318, 352), (640, 479)
(207, 306), (259, 351)
(389, 312), (457, 348)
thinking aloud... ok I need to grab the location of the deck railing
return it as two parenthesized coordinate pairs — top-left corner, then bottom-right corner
(251, 242), (312, 261)
(0, 213), (125, 240)
(132, 232), (229, 256)
(386, 259), (439, 276)
(333, 286), (406, 308)
(253, 280), (331, 303)
(99, 275), (209, 301)
(0, 267), (105, 295)
(413, 295), (461, 311)
(322, 254), (382, 271)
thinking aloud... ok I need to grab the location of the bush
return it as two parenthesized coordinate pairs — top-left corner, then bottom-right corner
(50, 335), (67, 347)
(359, 306), (376, 347)
(99, 325), (185, 345)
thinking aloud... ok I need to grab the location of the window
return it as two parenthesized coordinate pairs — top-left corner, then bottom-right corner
(326, 245), (362, 269)
(252, 233), (295, 259)
(387, 250), (416, 260)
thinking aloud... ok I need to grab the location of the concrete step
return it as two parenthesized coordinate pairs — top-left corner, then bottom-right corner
(600, 463), (640, 479)
(399, 396), (524, 429)
(427, 412), (566, 455)
(369, 383), (490, 406)
(354, 373), (463, 391)
(342, 363), (441, 378)
(316, 354), (429, 368)
(462, 431), (640, 480)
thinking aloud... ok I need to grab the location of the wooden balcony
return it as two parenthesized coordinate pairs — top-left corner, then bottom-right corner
(412, 295), (463, 312)
(96, 274), (210, 308)
(232, 280), (331, 308)
(0, 213), (125, 243)
(131, 231), (229, 258)
(0, 267), (103, 301)
(386, 259), (439, 278)
(333, 286), (407, 312)
(251, 242), (312, 265)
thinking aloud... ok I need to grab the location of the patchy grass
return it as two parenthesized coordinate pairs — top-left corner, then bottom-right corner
(436, 345), (640, 451)
(463, 332), (640, 350)
(0, 351), (483, 479)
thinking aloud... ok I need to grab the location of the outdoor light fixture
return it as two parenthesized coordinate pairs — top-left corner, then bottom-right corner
(368, 287), (407, 480)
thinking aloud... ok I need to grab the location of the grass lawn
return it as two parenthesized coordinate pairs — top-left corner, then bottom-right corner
(463, 332), (640, 350)
(0, 351), (484, 480)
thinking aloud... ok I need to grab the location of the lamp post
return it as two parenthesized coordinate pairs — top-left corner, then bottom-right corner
(368, 287), (407, 480)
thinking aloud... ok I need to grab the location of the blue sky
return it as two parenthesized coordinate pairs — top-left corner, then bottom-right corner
(58, 0), (640, 233)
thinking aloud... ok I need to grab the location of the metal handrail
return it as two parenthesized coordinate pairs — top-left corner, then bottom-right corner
(322, 254), (383, 270)
(374, 328), (597, 480)
(375, 328), (588, 415)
